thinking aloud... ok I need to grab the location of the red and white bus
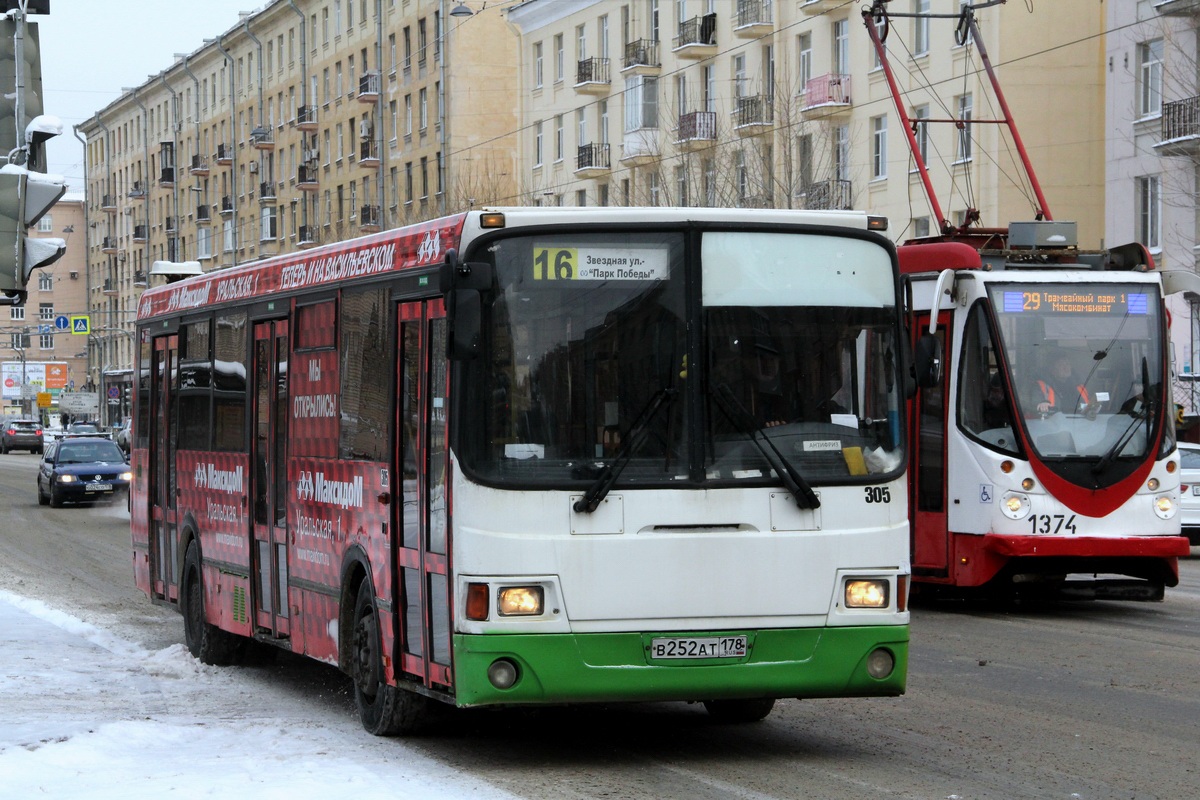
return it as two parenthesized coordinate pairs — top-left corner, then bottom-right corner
(901, 229), (1192, 601)
(132, 207), (911, 734)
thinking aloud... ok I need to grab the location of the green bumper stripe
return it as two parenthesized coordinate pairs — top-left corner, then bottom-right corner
(452, 625), (908, 708)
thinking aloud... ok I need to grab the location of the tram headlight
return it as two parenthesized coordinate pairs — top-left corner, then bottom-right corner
(845, 579), (889, 608)
(497, 586), (544, 616)
(1153, 494), (1177, 520)
(1000, 492), (1031, 520)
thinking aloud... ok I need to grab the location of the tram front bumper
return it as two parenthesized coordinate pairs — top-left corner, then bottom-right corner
(451, 625), (908, 708)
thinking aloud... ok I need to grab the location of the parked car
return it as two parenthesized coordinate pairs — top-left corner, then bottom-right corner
(1, 418), (44, 454)
(111, 416), (132, 453)
(1178, 442), (1200, 546)
(37, 438), (132, 507)
(57, 422), (107, 440)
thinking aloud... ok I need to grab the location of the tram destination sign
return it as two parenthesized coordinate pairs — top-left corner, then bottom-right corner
(1000, 289), (1149, 316)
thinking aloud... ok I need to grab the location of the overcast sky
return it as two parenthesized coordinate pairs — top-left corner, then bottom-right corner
(38, 0), (261, 190)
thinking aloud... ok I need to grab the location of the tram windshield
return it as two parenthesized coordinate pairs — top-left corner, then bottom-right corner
(461, 229), (903, 489)
(982, 282), (1168, 470)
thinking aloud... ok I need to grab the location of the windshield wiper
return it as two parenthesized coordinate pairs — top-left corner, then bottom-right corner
(714, 384), (821, 510)
(1092, 357), (1154, 483)
(573, 388), (677, 514)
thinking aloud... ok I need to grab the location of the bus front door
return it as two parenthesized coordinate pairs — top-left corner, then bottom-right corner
(150, 334), (179, 602)
(911, 313), (951, 578)
(395, 301), (453, 691)
(251, 319), (290, 640)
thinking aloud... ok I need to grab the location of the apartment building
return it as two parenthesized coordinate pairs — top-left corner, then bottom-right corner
(2, 196), (88, 420)
(1106, 0), (1200, 421)
(77, 0), (520, 383)
(506, 0), (1107, 245)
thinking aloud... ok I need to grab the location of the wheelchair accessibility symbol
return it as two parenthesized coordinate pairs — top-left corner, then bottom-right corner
(979, 484), (993, 504)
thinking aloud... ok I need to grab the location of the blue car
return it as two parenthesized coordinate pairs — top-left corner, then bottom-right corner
(37, 438), (132, 507)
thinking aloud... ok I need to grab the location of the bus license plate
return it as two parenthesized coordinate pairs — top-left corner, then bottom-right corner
(650, 636), (747, 660)
(86, 483), (112, 492)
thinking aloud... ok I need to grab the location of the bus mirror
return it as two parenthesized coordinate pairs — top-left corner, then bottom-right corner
(914, 334), (941, 389)
(455, 261), (493, 291)
(449, 288), (483, 360)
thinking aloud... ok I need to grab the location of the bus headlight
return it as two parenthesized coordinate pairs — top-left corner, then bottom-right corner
(845, 579), (889, 608)
(1153, 494), (1177, 520)
(1000, 492), (1031, 520)
(497, 586), (544, 616)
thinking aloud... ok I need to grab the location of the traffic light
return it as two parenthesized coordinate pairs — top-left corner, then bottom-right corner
(0, 17), (43, 163)
(0, 165), (66, 301)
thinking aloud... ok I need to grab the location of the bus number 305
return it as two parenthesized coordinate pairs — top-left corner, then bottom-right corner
(864, 486), (891, 503)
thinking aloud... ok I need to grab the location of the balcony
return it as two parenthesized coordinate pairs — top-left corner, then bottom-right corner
(250, 126), (274, 150)
(674, 14), (717, 59)
(101, 194), (117, 213)
(575, 142), (611, 178)
(160, 167), (175, 187)
(733, 94), (773, 135)
(167, 237), (181, 262)
(216, 143), (233, 165)
(196, 204), (211, 222)
(360, 139), (381, 168)
(1155, 96), (1200, 157)
(101, 236), (118, 254)
(297, 165), (319, 191)
(676, 111), (717, 151)
(799, 0), (843, 14)
(1155, 0), (1200, 14)
(800, 179), (853, 211)
(259, 181), (277, 203)
(575, 57), (611, 94)
(358, 71), (381, 103)
(735, 0), (773, 37)
(133, 224), (148, 243)
(133, 270), (147, 288)
(128, 181), (146, 198)
(219, 195), (234, 216)
(738, 194), (773, 209)
(620, 128), (660, 166)
(360, 204), (382, 233)
(622, 39), (660, 75)
(298, 225), (318, 248)
(801, 74), (852, 119)
(189, 155), (210, 176)
(296, 104), (318, 131)
(165, 216), (177, 233)
(102, 278), (118, 296)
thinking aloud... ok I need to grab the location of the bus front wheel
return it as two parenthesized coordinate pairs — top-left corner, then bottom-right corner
(181, 542), (244, 666)
(350, 581), (431, 736)
(703, 698), (776, 723)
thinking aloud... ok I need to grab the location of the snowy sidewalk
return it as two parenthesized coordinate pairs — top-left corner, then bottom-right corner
(0, 591), (514, 799)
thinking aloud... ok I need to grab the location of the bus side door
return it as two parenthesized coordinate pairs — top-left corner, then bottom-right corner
(251, 318), (290, 640)
(911, 313), (951, 577)
(395, 300), (453, 691)
(150, 334), (180, 602)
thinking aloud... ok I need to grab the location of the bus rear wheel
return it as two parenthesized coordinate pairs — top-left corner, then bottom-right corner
(181, 542), (244, 666)
(350, 582), (431, 736)
(703, 698), (776, 723)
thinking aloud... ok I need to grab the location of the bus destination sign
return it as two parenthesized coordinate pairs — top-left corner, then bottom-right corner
(532, 245), (669, 282)
(1001, 290), (1149, 316)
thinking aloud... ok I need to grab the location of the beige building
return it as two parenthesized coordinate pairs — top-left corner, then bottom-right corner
(78, 0), (521, 388)
(505, 0), (1107, 246)
(2, 195), (88, 420)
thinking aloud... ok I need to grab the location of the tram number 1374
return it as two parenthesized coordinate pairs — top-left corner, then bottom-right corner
(1029, 514), (1078, 535)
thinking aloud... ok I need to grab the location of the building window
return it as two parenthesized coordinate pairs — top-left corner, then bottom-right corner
(833, 18), (849, 75)
(913, 216), (930, 237)
(872, 114), (887, 179)
(555, 114), (563, 162)
(913, 104), (929, 167)
(40, 333), (53, 350)
(797, 33), (811, 95)
(624, 76), (658, 131)
(39, 303), (52, 321)
(1138, 175), (1161, 251)
(913, 0), (929, 56)
(533, 42), (543, 88)
(955, 93), (972, 162)
(38, 272), (53, 291)
(198, 227), (213, 259)
(1139, 39), (1163, 118)
(37, 214), (52, 232)
(554, 33), (564, 82)
(534, 120), (544, 166)
(834, 124), (850, 181)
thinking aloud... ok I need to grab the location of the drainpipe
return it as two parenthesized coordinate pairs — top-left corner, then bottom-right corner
(287, 0), (310, 235)
(181, 53), (205, 231)
(243, 16), (265, 189)
(91, 118), (111, 389)
(130, 87), (150, 370)
(216, 34), (238, 266)
(438, 0), (448, 215)
(73, 124), (92, 386)
(375, 0), (386, 225)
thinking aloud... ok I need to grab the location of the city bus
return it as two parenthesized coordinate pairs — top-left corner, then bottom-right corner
(131, 207), (911, 734)
(902, 224), (1192, 601)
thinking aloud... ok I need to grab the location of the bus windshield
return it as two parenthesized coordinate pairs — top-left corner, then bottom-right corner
(461, 228), (903, 488)
(986, 282), (1167, 465)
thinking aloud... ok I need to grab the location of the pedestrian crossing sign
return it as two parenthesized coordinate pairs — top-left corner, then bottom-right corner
(71, 316), (91, 335)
